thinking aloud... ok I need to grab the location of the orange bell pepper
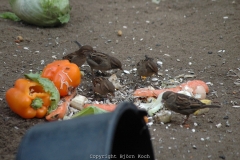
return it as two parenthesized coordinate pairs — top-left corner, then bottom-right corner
(41, 60), (81, 97)
(5, 79), (51, 119)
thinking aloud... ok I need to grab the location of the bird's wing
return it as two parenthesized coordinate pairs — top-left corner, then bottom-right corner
(174, 94), (195, 109)
(88, 52), (109, 65)
(147, 62), (158, 73)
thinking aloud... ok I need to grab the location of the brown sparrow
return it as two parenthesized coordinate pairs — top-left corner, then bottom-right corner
(85, 50), (122, 77)
(137, 55), (158, 78)
(62, 41), (94, 67)
(162, 91), (220, 124)
(92, 77), (115, 96)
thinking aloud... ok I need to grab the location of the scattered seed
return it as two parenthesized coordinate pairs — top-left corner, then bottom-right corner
(216, 123), (222, 128)
(192, 145), (197, 149)
(123, 70), (130, 74)
(52, 55), (57, 59)
(151, 77), (158, 82)
(223, 16), (228, 19)
(232, 105), (240, 108)
(226, 120), (230, 127)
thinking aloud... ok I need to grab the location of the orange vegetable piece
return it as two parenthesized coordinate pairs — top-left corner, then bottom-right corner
(143, 116), (148, 123)
(41, 60), (81, 97)
(133, 88), (156, 97)
(46, 88), (77, 121)
(83, 103), (117, 112)
(133, 80), (209, 97)
(180, 80), (209, 93)
(5, 79), (51, 119)
(133, 86), (181, 97)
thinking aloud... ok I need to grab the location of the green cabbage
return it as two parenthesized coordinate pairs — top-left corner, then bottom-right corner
(8, 0), (71, 27)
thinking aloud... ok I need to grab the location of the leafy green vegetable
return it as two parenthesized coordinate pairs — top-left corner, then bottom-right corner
(25, 72), (60, 113)
(8, 0), (71, 27)
(71, 106), (108, 118)
(0, 12), (20, 21)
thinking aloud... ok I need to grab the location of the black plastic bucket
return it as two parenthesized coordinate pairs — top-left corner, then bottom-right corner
(16, 102), (155, 160)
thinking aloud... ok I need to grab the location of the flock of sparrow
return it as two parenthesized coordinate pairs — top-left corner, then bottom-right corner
(63, 41), (158, 97)
(63, 42), (220, 124)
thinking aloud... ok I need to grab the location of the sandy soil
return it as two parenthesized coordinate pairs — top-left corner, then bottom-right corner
(0, 0), (240, 159)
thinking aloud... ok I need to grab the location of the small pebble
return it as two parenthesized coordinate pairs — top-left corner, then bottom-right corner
(117, 30), (122, 36)
(15, 36), (23, 43)
(223, 116), (229, 120)
(219, 155), (225, 159)
(225, 120), (230, 127)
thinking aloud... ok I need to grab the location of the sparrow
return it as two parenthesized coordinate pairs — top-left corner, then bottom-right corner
(137, 55), (158, 79)
(63, 41), (122, 77)
(85, 49), (122, 77)
(92, 77), (115, 96)
(62, 41), (94, 67)
(162, 91), (220, 124)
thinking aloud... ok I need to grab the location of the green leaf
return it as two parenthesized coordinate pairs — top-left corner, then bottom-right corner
(71, 106), (108, 118)
(25, 72), (60, 113)
(58, 13), (70, 24)
(0, 12), (21, 21)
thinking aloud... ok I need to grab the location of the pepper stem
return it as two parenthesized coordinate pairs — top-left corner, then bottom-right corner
(31, 98), (43, 109)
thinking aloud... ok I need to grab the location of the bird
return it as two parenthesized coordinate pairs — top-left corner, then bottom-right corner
(64, 41), (122, 77)
(84, 48), (122, 78)
(161, 91), (220, 124)
(137, 55), (158, 79)
(62, 41), (94, 67)
(92, 77), (115, 97)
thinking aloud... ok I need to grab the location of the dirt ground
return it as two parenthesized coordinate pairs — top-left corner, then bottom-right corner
(1, 0), (240, 159)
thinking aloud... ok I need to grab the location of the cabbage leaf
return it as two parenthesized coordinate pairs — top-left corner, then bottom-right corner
(1, 0), (71, 27)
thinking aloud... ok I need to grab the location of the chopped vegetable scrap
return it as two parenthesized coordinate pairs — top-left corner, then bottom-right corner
(46, 88), (77, 121)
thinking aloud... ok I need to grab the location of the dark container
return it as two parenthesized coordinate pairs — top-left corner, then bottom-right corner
(16, 102), (154, 160)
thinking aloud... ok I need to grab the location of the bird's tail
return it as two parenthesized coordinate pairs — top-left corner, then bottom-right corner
(74, 41), (82, 47)
(205, 105), (221, 108)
